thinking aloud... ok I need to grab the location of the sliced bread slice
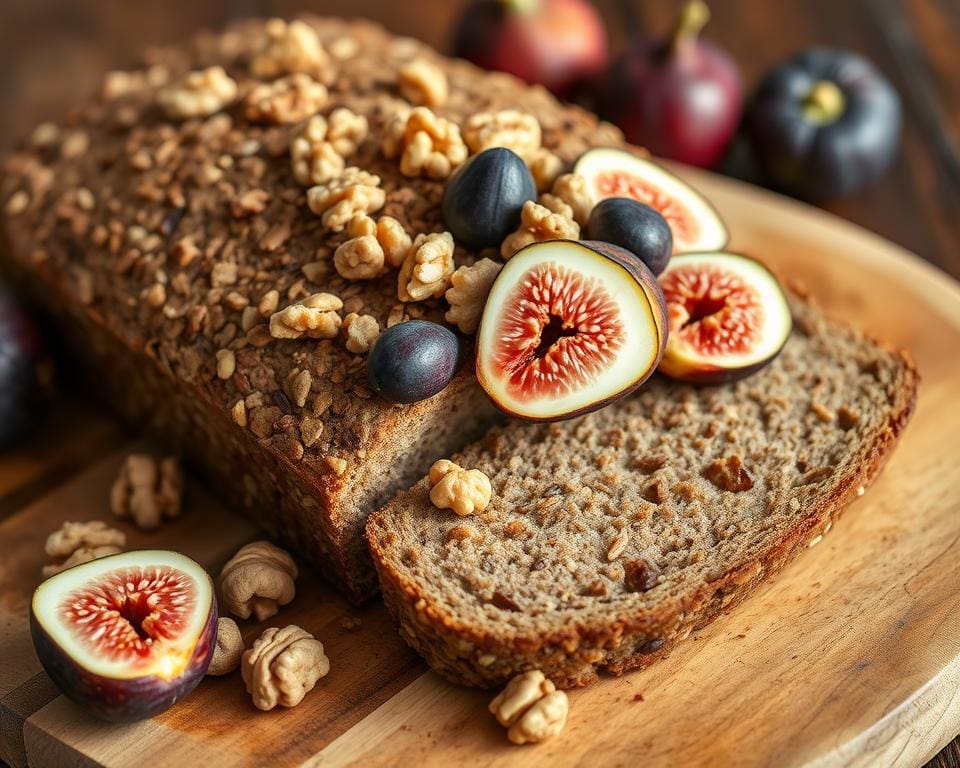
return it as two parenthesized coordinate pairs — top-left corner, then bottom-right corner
(366, 297), (919, 689)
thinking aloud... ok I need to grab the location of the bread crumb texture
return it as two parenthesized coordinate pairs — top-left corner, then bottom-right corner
(368, 299), (919, 688)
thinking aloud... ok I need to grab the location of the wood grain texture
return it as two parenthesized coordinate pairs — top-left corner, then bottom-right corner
(0, 2), (957, 764)
(0, 170), (955, 767)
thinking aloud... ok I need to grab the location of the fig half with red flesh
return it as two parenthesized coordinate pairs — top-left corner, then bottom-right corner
(476, 239), (667, 421)
(31, 550), (216, 722)
(574, 148), (728, 254)
(658, 252), (792, 383)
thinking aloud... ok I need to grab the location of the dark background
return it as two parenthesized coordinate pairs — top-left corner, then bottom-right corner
(1, 2), (958, 766)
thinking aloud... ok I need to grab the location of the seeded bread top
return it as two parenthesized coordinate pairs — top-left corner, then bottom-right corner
(0, 16), (624, 487)
(367, 298), (918, 638)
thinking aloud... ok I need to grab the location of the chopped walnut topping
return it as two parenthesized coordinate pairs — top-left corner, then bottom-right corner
(290, 109), (369, 185)
(428, 459), (492, 517)
(157, 66), (238, 120)
(306, 167), (385, 231)
(244, 73), (328, 124)
(110, 454), (183, 531)
(382, 107), (467, 179)
(704, 455), (755, 492)
(334, 235), (384, 280)
(231, 399), (248, 427)
(287, 369), (313, 408)
(501, 200), (579, 259)
(251, 18), (334, 82)
(325, 455), (348, 475)
(216, 349), (237, 380)
(343, 313), (380, 354)
(398, 231), (455, 302)
(550, 173), (593, 225)
(527, 147), (565, 192)
(606, 529), (629, 561)
(463, 109), (542, 158)
(398, 58), (448, 107)
(377, 216), (413, 268)
(489, 670), (569, 745)
(300, 415), (324, 447)
(444, 258), (501, 333)
(269, 293), (343, 340)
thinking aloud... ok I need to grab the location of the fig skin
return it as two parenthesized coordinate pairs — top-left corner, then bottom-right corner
(0, 286), (44, 448)
(476, 239), (668, 422)
(599, 1), (742, 169)
(441, 148), (536, 249)
(452, 0), (608, 97)
(585, 198), (673, 275)
(367, 320), (462, 404)
(30, 585), (217, 723)
(747, 48), (901, 200)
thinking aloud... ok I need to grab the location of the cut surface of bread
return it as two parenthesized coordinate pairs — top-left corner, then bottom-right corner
(367, 298), (919, 688)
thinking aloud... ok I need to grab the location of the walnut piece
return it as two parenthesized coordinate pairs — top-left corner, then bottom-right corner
(501, 200), (579, 259)
(220, 540), (298, 621)
(382, 107), (467, 179)
(250, 18), (333, 82)
(704, 455), (755, 492)
(269, 292), (343, 340)
(527, 147), (565, 192)
(157, 66), (238, 120)
(398, 232), (455, 302)
(428, 459), (492, 517)
(42, 521), (126, 577)
(463, 110), (542, 158)
(334, 235), (384, 280)
(550, 173), (593, 226)
(306, 167), (385, 231)
(444, 258), (501, 333)
(377, 216), (413, 268)
(398, 58), (448, 107)
(489, 670), (569, 745)
(208, 617), (245, 676)
(343, 312), (381, 354)
(243, 73), (328, 124)
(241, 625), (330, 710)
(290, 109), (369, 185)
(110, 455), (183, 531)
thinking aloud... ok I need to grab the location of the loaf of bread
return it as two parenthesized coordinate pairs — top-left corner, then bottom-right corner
(367, 297), (918, 688)
(0, 17), (624, 601)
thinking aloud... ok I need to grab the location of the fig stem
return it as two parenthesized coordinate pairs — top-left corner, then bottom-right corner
(668, 0), (711, 57)
(804, 80), (846, 124)
(500, 0), (540, 14)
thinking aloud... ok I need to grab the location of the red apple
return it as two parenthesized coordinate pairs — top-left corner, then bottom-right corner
(452, 0), (608, 97)
(599, 1), (742, 169)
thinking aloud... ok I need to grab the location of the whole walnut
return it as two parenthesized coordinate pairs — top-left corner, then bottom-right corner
(207, 617), (245, 676)
(219, 540), (298, 621)
(241, 625), (330, 710)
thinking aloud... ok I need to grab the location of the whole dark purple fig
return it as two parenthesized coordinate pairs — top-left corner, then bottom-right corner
(747, 48), (901, 200)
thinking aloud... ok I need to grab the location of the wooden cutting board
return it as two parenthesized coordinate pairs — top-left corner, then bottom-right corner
(1, 167), (958, 768)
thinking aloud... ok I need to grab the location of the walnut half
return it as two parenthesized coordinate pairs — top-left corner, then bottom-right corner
(428, 459), (492, 517)
(489, 670), (569, 744)
(110, 455), (183, 531)
(241, 625), (330, 710)
(42, 520), (126, 578)
(220, 540), (298, 621)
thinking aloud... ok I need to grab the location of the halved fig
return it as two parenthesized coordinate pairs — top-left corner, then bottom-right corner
(658, 252), (792, 383)
(31, 550), (217, 722)
(476, 239), (667, 421)
(574, 147), (728, 254)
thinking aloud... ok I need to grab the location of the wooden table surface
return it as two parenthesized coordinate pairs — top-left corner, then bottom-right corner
(0, 2), (958, 766)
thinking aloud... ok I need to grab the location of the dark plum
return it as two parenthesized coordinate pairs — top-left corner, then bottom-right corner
(747, 48), (901, 200)
(441, 147), (536, 250)
(585, 198), (673, 275)
(367, 320), (462, 404)
(0, 287), (43, 447)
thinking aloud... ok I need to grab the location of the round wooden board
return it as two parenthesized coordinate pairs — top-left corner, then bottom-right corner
(5, 169), (960, 768)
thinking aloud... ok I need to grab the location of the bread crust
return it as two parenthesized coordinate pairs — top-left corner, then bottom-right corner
(367, 325), (919, 688)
